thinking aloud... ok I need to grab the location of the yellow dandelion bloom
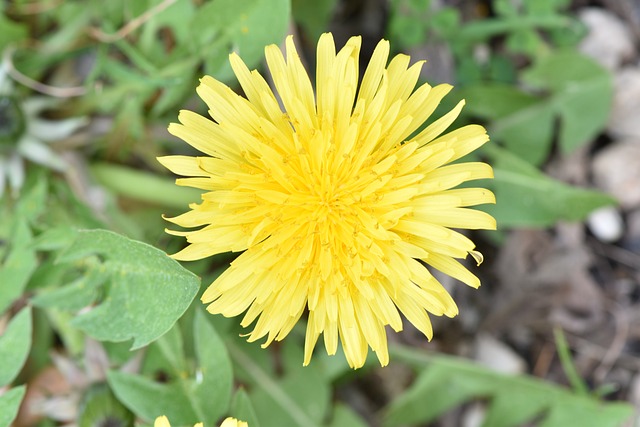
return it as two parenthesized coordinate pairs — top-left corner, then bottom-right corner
(160, 33), (496, 369)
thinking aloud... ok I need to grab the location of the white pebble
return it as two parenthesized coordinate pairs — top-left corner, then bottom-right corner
(587, 205), (624, 242)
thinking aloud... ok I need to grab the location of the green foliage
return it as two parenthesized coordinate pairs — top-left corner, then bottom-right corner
(0, 2), (631, 427)
(0, 173), (47, 313)
(108, 310), (233, 425)
(462, 52), (613, 165)
(0, 386), (26, 427)
(0, 219), (37, 314)
(292, 0), (339, 43)
(481, 145), (614, 227)
(385, 347), (633, 427)
(0, 307), (32, 387)
(90, 162), (202, 209)
(34, 229), (200, 349)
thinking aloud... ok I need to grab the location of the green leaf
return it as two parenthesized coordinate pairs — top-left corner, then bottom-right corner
(15, 172), (48, 224)
(292, 0), (338, 43)
(192, 309), (233, 422)
(0, 386), (26, 427)
(329, 404), (369, 427)
(385, 346), (634, 427)
(0, 15), (27, 52)
(192, 0), (290, 81)
(90, 163), (202, 208)
(230, 388), (260, 427)
(461, 83), (554, 165)
(481, 145), (615, 227)
(57, 229), (199, 349)
(227, 338), (328, 427)
(0, 220), (37, 314)
(108, 310), (233, 425)
(0, 307), (32, 387)
(522, 51), (613, 154)
(32, 268), (106, 311)
(108, 370), (196, 424)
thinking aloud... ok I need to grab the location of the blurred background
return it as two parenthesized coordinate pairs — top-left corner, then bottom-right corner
(1, 0), (640, 426)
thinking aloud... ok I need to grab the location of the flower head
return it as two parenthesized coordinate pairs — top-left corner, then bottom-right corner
(160, 33), (496, 369)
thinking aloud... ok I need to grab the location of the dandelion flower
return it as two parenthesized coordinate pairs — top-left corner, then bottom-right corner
(160, 33), (496, 369)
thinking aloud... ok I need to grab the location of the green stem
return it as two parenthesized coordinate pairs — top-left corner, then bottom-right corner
(553, 327), (589, 396)
(226, 340), (320, 427)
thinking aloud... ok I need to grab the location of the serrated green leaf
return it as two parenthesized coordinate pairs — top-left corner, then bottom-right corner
(481, 145), (615, 227)
(0, 307), (32, 387)
(0, 220), (37, 314)
(0, 385), (26, 427)
(385, 347), (634, 427)
(522, 51), (613, 154)
(57, 229), (199, 349)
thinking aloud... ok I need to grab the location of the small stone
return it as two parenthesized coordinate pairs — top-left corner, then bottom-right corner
(608, 68), (640, 139)
(578, 8), (635, 71)
(587, 205), (624, 242)
(474, 333), (526, 375)
(593, 140), (640, 209)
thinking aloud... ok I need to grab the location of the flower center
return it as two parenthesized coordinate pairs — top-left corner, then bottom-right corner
(0, 96), (26, 148)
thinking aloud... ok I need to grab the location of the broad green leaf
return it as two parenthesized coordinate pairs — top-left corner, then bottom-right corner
(522, 51), (613, 154)
(329, 404), (369, 427)
(492, 101), (555, 166)
(108, 370), (196, 424)
(0, 386), (26, 427)
(461, 84), (554, 165)
(461, 83), (539, 119)
(230, 388), (260, 427)
(57, 229), (199, 349)
(481, 145), (615, 227)
(0, 220), (37, 314)
(108, 311), (233, 425)
(192, 309), (233, 423)
(384, 347), (633, 427)
(0, 307), (32, 387)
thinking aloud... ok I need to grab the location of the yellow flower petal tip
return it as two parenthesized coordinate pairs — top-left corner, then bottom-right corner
(162, 32), (496, 369)
(154, 416), (246, 427)
(220, 418), (249, 427)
